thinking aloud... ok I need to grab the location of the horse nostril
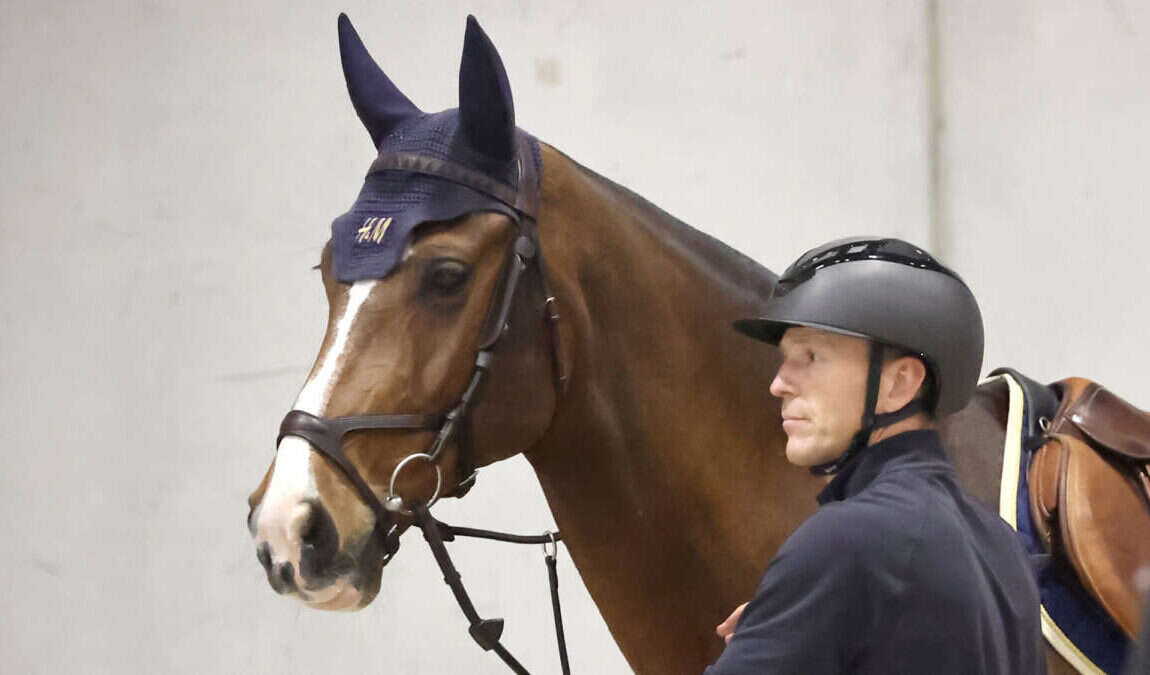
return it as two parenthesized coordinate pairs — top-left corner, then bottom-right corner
(278, 562), (295, 588)
(298, 500), (340, 581)
(299, 505), (319, 547)
(256, 543), (272, 572)
(268, 561), (298, 594)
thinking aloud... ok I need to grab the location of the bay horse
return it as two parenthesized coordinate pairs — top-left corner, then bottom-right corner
(247, 15), (1077, 674)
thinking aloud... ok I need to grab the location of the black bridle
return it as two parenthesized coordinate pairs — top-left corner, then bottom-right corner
(277, 146), (571, 674)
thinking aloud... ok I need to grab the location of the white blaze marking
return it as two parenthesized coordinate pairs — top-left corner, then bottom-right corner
(296, 280), (379, 416)
(259, 280), (378, 521)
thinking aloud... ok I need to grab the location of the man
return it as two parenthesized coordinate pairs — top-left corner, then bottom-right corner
(706, 237), (1044, 674)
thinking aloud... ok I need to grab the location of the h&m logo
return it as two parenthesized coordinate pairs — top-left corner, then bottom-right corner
(356, 217), (394, 244)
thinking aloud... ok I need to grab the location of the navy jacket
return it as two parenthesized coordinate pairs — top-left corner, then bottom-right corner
(705, 430), (1043, 674)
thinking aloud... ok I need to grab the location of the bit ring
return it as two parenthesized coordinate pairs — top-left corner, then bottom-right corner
(386, 453), (443, 516)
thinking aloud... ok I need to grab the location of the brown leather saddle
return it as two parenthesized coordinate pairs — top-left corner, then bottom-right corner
(1027, 376), (1150, 639)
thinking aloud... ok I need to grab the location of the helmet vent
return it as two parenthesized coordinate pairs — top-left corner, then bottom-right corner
(777, 238), (961, 293)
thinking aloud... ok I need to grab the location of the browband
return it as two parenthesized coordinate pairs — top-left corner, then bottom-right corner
(367, 143), (540, 219)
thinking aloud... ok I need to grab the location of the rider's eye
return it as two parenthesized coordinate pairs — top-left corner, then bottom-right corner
(423, 259), (470, 295)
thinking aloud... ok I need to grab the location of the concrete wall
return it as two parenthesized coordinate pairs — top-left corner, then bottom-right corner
(939, 0), (1149, 397)
(0, 1), (1145, 673)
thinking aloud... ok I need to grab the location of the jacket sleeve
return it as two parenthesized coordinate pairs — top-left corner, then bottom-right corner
(704, 507), (877, 674)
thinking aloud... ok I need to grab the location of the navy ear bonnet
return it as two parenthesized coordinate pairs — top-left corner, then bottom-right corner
(331, 111), (541, 282)
(331, 14), (542, 283)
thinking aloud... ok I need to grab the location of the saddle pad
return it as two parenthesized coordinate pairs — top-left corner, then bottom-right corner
(993, 373), (1128, 674)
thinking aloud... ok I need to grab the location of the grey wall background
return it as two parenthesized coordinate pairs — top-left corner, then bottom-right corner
(1, 1), (1146, 673)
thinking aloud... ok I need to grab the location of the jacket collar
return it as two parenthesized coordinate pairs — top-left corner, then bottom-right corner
(817, 429), (948, 505)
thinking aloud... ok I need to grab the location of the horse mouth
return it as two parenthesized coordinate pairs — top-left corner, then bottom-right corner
(299, 522), (401, 610)
(294, 559), (380, 612)
(304, 582), (369, 611)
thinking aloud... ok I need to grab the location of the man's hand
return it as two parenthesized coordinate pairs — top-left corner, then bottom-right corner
(716, 602), (748, 645)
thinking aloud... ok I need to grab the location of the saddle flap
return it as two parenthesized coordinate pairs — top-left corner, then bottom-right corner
(1027, 437), (1065, 551)
(1057, 432), (1150, 639)
(1068, 385), (1150, 461)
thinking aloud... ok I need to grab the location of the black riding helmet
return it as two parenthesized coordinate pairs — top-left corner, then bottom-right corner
(734, 237), (984, 474)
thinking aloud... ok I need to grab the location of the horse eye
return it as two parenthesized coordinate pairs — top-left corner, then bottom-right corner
(424, 259), (470, 294)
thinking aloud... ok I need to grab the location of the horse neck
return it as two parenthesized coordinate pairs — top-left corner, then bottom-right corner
(523, 145), (821, 673)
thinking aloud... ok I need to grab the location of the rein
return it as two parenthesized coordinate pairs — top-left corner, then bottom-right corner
(277, 145), (573, 674)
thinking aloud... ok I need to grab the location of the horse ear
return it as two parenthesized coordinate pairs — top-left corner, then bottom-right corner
(458, 16), (515, 161)
(338, 13), (421, 148)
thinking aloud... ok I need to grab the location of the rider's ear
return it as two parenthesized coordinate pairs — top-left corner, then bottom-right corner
(338, 13), (422, 148)
(458, 15), (515, 161)
(881, 356), (928, 413)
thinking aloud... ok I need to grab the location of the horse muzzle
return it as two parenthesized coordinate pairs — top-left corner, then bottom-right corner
(251, 494), (395, 611)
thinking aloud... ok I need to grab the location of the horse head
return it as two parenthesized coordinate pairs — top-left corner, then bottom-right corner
(246, 14), (565, 611)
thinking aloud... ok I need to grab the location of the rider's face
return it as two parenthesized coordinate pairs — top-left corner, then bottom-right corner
(769, 327), (869, 467)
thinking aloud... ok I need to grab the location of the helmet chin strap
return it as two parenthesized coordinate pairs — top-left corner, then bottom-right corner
(810, 341), (926, 476)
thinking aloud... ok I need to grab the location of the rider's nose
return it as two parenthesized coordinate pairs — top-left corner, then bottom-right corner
(769, 366), (794, 399)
